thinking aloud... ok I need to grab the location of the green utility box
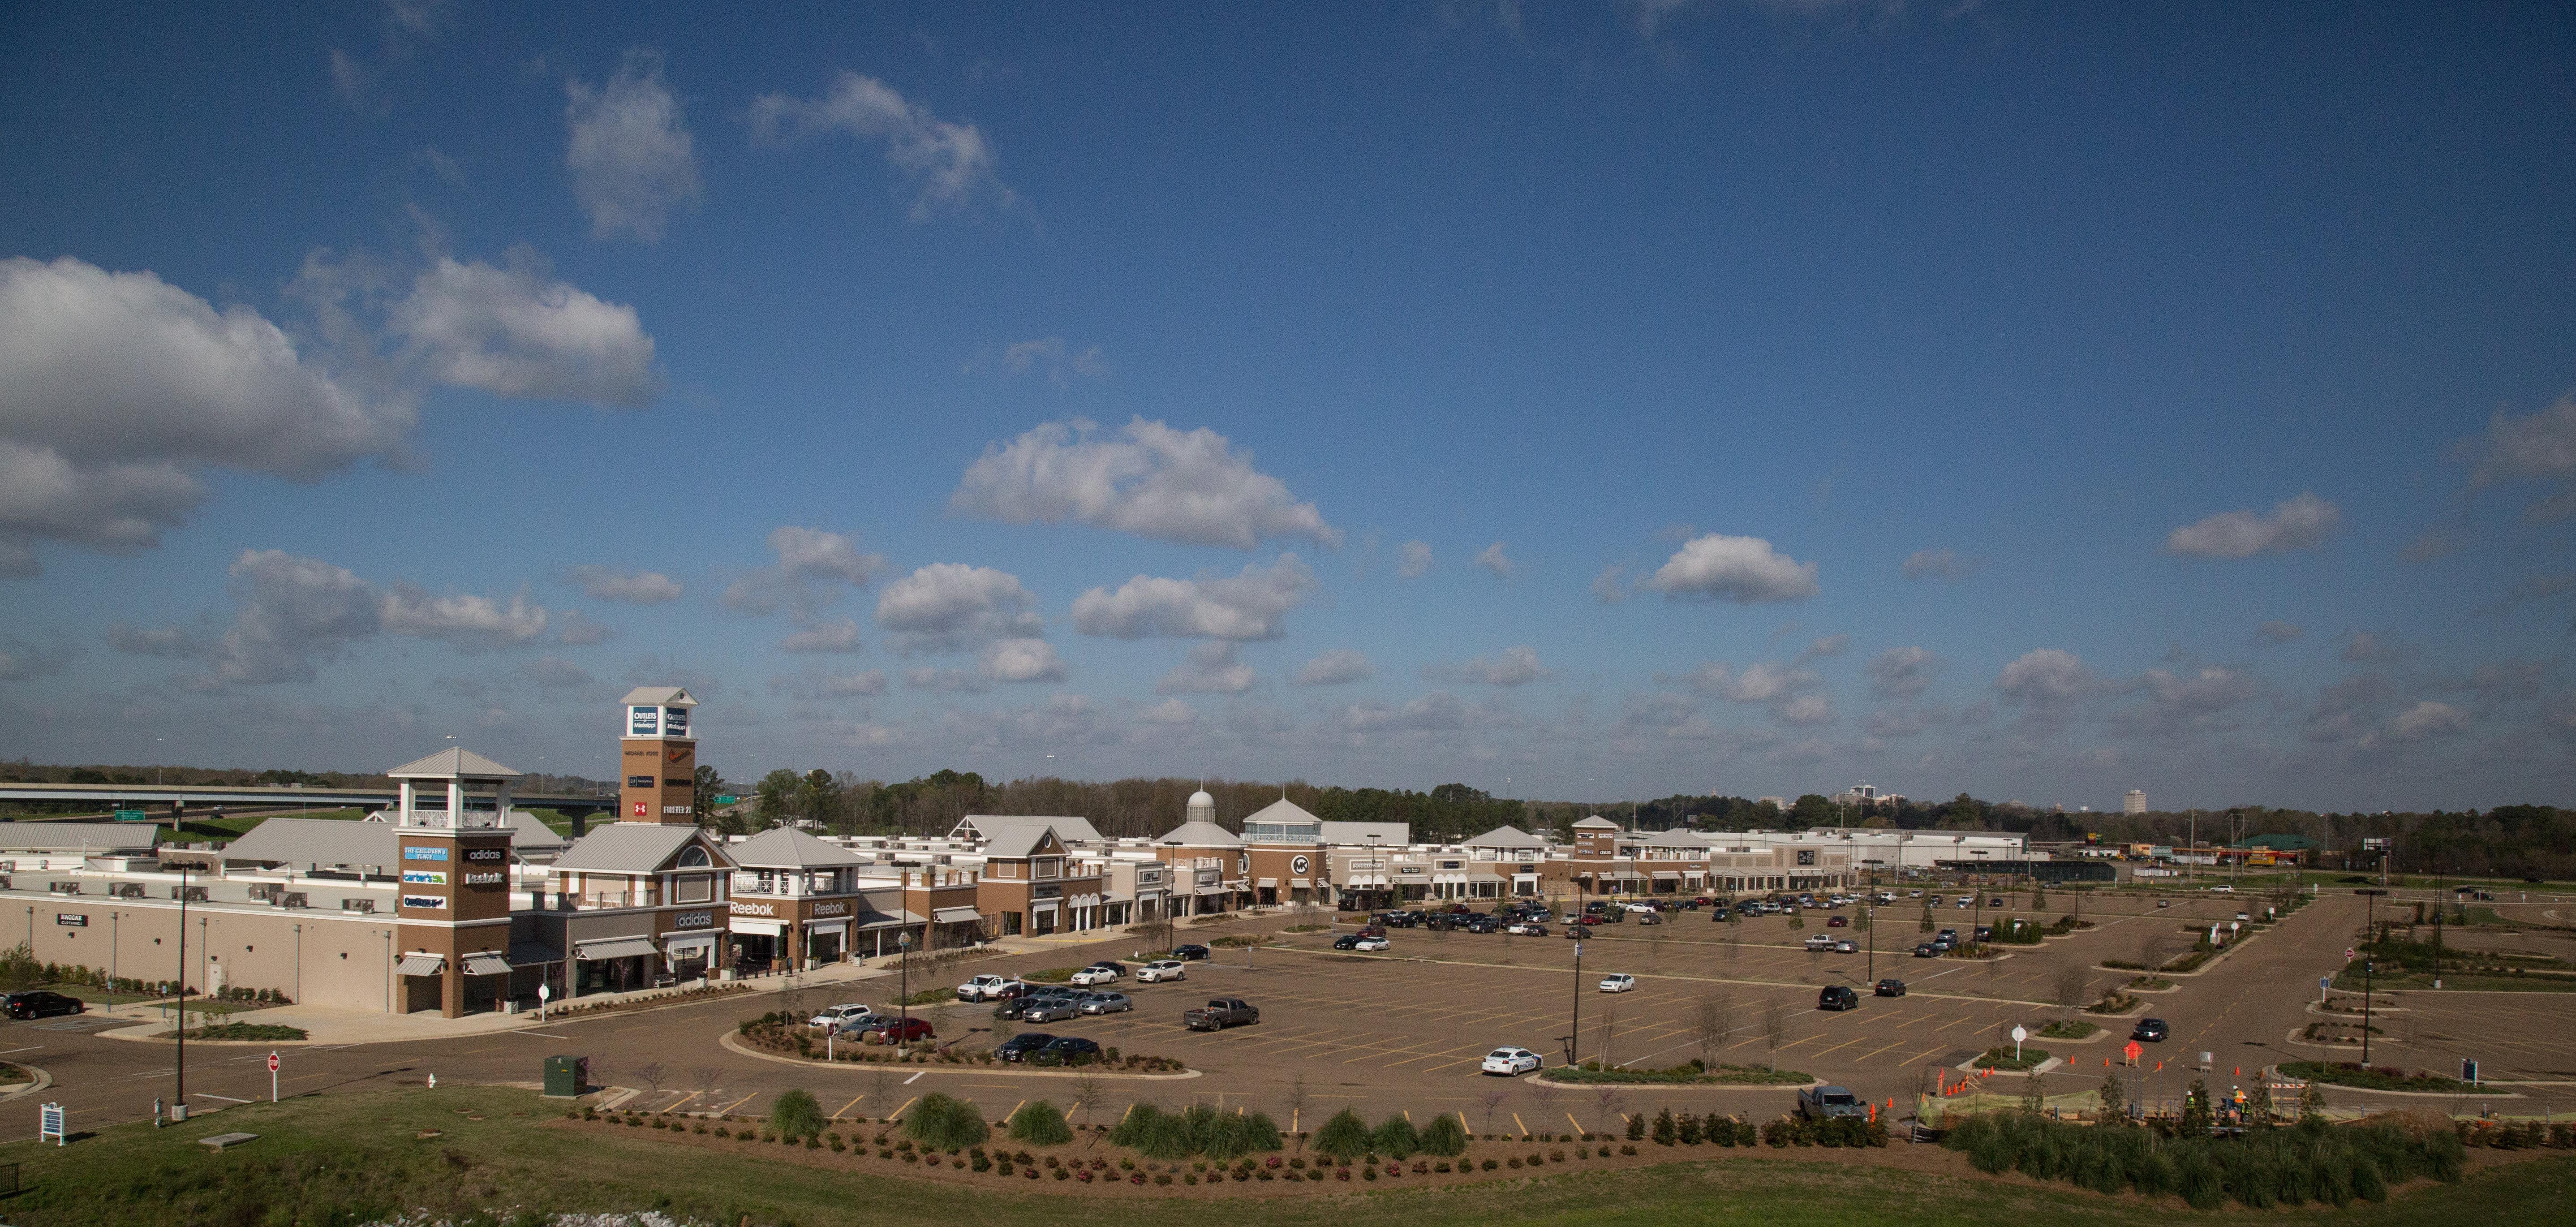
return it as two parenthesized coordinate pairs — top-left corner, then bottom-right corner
(542, 1055), (587, 1098)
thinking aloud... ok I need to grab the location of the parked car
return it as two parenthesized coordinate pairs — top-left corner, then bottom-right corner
(1033, 1037), (1103, 1066)
(1353, 935), (1391, 952)
(1937, 929), (1960, 943)
(1172, 944), (1212, 960)
(1633, 912), (1663, 926)
(858, 1017), (934, 1044)
(0, 990), (82, 1020)
(1796, 1085), (1868, 1120)
(1817, 985), (1859, 1011)
(1598, 973), (1637, 993)
(2157, 899), (2173, 908)
(1070, 964), (1124, 986)
(1826, 916), (1849, 928)
(995, 1033), (1056, 1062)
(2132, 1018), (2170, 1042)
(1833, 939), (1858, 954)
(1136, 959), (1188, 983)
(1022, 997), (1087, 1025)
(809, 1003), (875, 1029)
(1804, 934), (1837, 951)
(1480, 1046), (1543, 1076)
(1505, 922), (1548, 937)
(1989, 897), (2006, 907)
(955, 974), (1022, 1002)
(1972, 926), (1993, 943)
(1182, 998), (1260, 1030)
(1078, 991), (1135, 1016)
(1332, 934), (1364, 950)
(1874, 978), (1906, 997)
(1913, 943), (1939, 958)
(2208, 885), (2234, 893)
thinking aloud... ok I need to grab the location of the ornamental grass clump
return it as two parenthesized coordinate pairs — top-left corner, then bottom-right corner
(1372, 1115), (1421, 1160)
(904, 1092), (991, 1150)
(1107, 1103), (1282, 1161)
(768, 1088), (829, 1142)
(1421, 1114), (1468, 1158)
(1009, 1100), (1074, 1146)
(1311, 1108), (1375, 1162)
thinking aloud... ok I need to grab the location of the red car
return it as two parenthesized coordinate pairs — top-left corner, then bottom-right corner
(859, 1017), (935, 1044)
(1577, 915), (1607, 926)
(1826, 916), (1849, 928)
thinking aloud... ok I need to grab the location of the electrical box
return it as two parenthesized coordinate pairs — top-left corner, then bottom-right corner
(542, 1055), (587, 1098)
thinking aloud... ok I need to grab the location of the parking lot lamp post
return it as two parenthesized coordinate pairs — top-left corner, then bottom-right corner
(1865, 901), (1874, 982)
(2361, 960), (2374, 1064)
(174, 862), (188, 1118)
(1570, 940), (1584, 1067)
(898, 931), (912, 1043)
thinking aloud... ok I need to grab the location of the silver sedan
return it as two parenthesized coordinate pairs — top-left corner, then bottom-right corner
(1078, 991), (1134, 1015)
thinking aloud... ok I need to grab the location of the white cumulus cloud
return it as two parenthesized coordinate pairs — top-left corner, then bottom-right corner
(1157, 642), (1256, 695)
(723, 526), (886, 615)
(1473, 542), (1514, 578)
(748, 70), (1012, 220)
(1428, 645), (1551, 687)
(388, 251), (661, 407)
(874, 563), (1043, 653)
(182, 550), (547, 688)
(779, 617), (864, 654)
(2164, 493), (2341, 559)
(1865, 646), (1939, 698)
(1996, 649), (2094, 715)
(950, 418), (1338, 550)
(1901, 548), (1967, 580)
(1644, 533), (1819, 603)
(1397, 540), (1434, 579)
(564, 49), (700, 243)
(1295, 648), (1373, 686)
(976, 637), (1066, 684)
(2463, 393), (2576, 521)
(2382, 700), (2469, 743)
(770, 668), (887, 700)
(1070, 555), (1316, 641)
(565, 565), (681, 603)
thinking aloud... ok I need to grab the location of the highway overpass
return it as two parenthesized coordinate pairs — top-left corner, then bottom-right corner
(0, 781), (621, 832)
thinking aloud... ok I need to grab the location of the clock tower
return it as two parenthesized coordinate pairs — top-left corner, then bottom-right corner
(618, 687), (699, 826)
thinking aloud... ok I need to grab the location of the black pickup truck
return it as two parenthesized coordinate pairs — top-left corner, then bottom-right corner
(1182, 998), (1260, 1031)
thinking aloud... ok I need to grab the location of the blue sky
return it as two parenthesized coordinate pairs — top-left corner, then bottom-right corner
(3, 1), (2572, 811)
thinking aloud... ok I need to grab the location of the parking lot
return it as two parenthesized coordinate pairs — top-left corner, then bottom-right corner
(13, 884), (2576, 1140)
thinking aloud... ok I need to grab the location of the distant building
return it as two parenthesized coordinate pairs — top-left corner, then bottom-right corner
(2123, 790), (2147, 815)
(1829, 782), (1905, 810)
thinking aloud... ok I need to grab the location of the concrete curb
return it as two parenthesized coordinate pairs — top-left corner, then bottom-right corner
(1529, 1075), (1822, 1093)
(1953, 1056), (2062, 1076)
(0, 1062), (53, 1102)
(717, 1030), (1202, 1080)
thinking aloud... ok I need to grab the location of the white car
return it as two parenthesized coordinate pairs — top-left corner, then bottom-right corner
(809, 1003), (874, 1028)
(1480, 1046), (1543, 1076)
(1598, 973), (1636, 993)
(2209, 885), (2234, 893)
(1070, 965), (1123, 986)
(1353, 935), (1392, 952)
(1833, 939), (1858, 954)
(1136, 959), (1188, 983)
(1804, 934), (1837, 951)
(1505, 922), (1546, 936)
(955, 974), (1021, 1002)
(1621, 902), (1657, 915)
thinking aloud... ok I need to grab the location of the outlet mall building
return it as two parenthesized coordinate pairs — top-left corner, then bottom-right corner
(0, 691), (1962, 1018)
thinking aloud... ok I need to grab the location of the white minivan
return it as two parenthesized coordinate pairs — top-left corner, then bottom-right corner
(1136, 959), (1188, 983)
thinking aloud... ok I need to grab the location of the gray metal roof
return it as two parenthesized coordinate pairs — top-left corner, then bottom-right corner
(1156, 820), (1243, 849)
(620, 686), (698, 707)
(981, 824), (1066, 861)
(0, 822), (160, 854)
(1571, 816), (1621, 830)
(955, 814), (1103, 845)
(1462, 824), (1548, 849)
(386, 747), (523, 779)
(1642, 829), (1710, 848)
(729, 826), (868, 869)
(552, 822), (727, 874)
(1241, 797), (1323, 828)
(220, 817), (398, 870)
(502, 810), (569, 852)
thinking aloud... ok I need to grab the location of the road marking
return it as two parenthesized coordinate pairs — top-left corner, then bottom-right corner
(664, 1090), (703, 1113)
(714, 1092), (759, 1116)
(1566, 1112), (1583, 1135)
(904, 1070), (926, 1085)
(518, 1032), (575, 1041)
(0, 1045), (42, 1055)
(888, 1094), (918, 1121)
(196, 1093), (252, 1103)
(1510, 1112), (1528, 1134)
(832, 1093), (867, 1119)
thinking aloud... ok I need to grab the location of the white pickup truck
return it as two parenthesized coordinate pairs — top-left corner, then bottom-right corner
(955, 974), (1024, 1002)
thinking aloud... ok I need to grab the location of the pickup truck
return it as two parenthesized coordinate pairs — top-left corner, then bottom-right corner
(1182, 998), (1260, 1031)
(1796, 1085), (1868, 1121)
(956, 974), (1024, 1002)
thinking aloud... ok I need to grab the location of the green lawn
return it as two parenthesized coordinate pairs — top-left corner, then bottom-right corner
(6, 1086), (2563, 1227)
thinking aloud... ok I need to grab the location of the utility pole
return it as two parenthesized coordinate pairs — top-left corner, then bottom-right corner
(2361, 959), (2374, 1065)
(174, 862), (189, 1120)
(1569, 940), (1585, 1067)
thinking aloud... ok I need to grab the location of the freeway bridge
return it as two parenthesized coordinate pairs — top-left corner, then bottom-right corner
(0, 781), (620, 832)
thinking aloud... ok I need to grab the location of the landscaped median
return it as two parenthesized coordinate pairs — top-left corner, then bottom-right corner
(729, 1011), (1193, 1075)
(1535, 1059), (1813, 1087)
(2279, 1061), (2486, 1095)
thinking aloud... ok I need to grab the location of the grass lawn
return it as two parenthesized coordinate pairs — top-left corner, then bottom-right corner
(0, 1086), (2567, 1227)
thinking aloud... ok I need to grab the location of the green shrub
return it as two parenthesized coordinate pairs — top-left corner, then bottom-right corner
(1940, 1112), (2459, 1210)
(1373, 1115), (1420, 1159)
(1312, 1108), (1374, 1161)
(1420, 1114), (1468, 1157)
(1010, 1099), (1073, 1146)
(768, 1088), (828, 1141)
(904, 1092), (990, 1150)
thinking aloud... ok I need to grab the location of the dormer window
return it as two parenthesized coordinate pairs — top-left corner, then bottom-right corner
(678, 846), (711, 869)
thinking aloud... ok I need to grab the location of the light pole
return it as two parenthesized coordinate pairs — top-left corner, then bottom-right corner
(897, 930), (913, 1044)
(174, 863), (189, 1119)
(1569, 939), (1585, 1067)
(2361, 959), (2374, 1064)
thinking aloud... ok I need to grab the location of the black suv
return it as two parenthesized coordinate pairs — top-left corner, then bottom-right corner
(0, 990), (82, 1020)
(995, 1033), (1057, 1062)
(1874, 978), (1907, 997)
(1816, 985), (1859, 1012)
(1172, 944), (1211, 960)
(2132, 1018), (2170, 1042)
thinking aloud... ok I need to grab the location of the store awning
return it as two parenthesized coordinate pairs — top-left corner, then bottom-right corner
(509, 942), (563, 966)
(931, 906), (982, 924)
(574, 936), (660, 961)
(395, 953), (445, 976)
(1651, 870), (1682, 879)
(1256, 878), (1278, 888)
(461, 952), (512, 976)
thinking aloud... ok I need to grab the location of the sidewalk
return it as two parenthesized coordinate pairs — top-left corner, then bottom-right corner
(91, 959), (893, 1046)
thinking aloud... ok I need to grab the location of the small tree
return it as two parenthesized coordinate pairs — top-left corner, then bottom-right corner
(769, 1088), (828, 1141)
(2180, 1079), (2213, 1136)
(1651, 1106), (1678, 1145)
(2019, 1072), (2045, 1116)
(2298, 1076), (2327, 1121)
(1476, 1087), (1511, 1135)
(634, 1061), (667, 1097)
(1592, 1085), (1626, 1137)
(2030, 884), (2048, 909)
(1787, 910), (1805, 931)
(1282, 1073), (1311, 1136)
(2246, 1077), (2274, 1127)
(2051, 967), (2090, 1021)
(1919, 899), (1935, 933)
(1624, 1112), (1645, 1141)
(1685, 995), (1735, 1067)
(2097, 1072), (2126, 1123)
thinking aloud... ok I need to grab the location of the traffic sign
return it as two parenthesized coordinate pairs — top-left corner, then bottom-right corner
(2123, 1040), (2142, 1063)
(2010, 1025), (2028, 1043)
(2345, 947), (2356, 960)
(267, 1052), (280, 1073)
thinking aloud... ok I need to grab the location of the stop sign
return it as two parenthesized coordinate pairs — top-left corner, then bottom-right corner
(2123, 1040), (2142, 1063)
(267, 1052), (280, 1073)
